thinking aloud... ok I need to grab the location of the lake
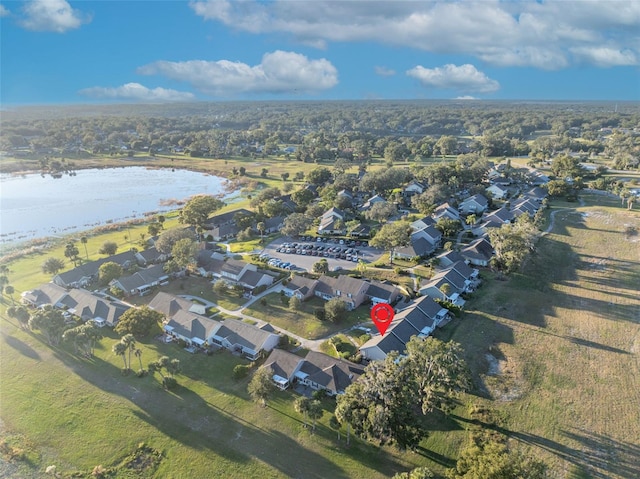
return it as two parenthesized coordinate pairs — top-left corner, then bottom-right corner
(0, 167), (230, 246)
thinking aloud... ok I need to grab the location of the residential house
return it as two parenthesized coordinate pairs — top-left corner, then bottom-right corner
(393, 236), (435, 261)
(361, 194), (387, 211)
(314, 275), (369, 310)
(164, 309), (220, 347)
(21, 283), (68, 308)
(359, 296), (452, 361)
(486, 184), (509, 200)
(204, 208), (252, 229)
(360, 329), (407, 361)
(206, 223), (240, 242)
(510, 198), (540, 218)
(458, 194), (489, 214)
(218, 258), (275, 292)
(460, 238), (494, 267)
(436, 250), (465, 268)
(412, 225), (443, 249)
(59, 288), (130, 327)
(295, 351), (364, 396)
(348, 223), (371, 238)
(136, 247), (169, 266)
(318, 207), (347, 235)
(365, 280), (401, 306)
(211, 318), (280, 361)
(52, 250), (139, 288)
(149, 291), (207, 317)
(410, 216), (436, 231)
(418, 270), (466, 307)
(263, 349), (305, 390)
(261, 216), (285, 234)
(433, 202), (461, 222)
(523, 186), (547, 203)
(282, 275), (318, 301)
(196, 251), (226, 278)
(402, 180), (426, 199)
(109, 264), (170, 297)
(411, 295), (451, 327)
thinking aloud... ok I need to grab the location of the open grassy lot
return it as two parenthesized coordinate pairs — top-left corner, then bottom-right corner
(434, 192), (640, 478)
(244, 293), (370, 340)
(0, 316), (425, 478)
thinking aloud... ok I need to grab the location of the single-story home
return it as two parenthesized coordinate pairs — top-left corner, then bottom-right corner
(211, 318), (280, 361)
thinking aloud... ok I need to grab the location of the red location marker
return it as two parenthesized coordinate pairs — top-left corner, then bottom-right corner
(370, 303), (394, 336)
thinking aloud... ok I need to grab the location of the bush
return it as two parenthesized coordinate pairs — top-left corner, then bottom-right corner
(314, 308), (326, 321)
(232, 364), (251, 380)
(260, 298), (268, 307)
(162, 377), (178, 390)
(253, 284), (267, 295)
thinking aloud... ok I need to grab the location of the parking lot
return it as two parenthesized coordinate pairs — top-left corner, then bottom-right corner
(259, 236), (384, 273)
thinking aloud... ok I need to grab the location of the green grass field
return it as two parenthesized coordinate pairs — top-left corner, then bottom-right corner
(2, 151), (640, 478)
(244, 293), (369, 340)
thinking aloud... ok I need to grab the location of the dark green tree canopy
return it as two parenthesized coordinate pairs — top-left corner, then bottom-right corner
(179, 194), (224, 229)
(114, 306), (163, 338)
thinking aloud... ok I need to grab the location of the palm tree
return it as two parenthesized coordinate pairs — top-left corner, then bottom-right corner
(307, 400), (323, 433)
(134, 348), (143, 371)
(112, 342), (128, 369)
(80, 236), (89, 260)
(294, 396), (311, 428)
(121, 334), (136, 371)
(439, 283), (452, 299)
(257, 221), (266, 243)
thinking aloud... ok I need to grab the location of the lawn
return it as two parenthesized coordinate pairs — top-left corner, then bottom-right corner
(244, 294), (370, 340)
(0, 315), (425, 478)
(432, 192), (640, 478)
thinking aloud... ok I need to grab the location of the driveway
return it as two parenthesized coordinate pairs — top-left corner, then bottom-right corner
(259, 236), (384, 273)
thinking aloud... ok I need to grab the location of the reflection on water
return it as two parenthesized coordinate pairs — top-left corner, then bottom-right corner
(0, 167), (229, 245)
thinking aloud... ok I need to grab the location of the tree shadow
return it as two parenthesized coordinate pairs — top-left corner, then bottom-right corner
(45, 343), (358, 478)
(1, 331), (41, 361)
(452, 415), (640, 478)
(414, 445), (457, 468)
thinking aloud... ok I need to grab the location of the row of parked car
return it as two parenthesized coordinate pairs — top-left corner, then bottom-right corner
(259, 253), (296, 270)
(276, 242), (362, 262)
(297, 235), (369, 247)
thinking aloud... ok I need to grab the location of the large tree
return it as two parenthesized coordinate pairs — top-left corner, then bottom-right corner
(335, 352), (423, 449)
(281, 213), (313, 238)
(99, 241), (118, 256)
(365, 202), (398, 223)
(369, 220), (412, 264)
(98, 261), (123, 286)
(336, 337), (469, 450)
(247, 366), (275, 407)
(155, 228), (195, 255)
(307, 166), (332, 186)
(42, 257), (65, 275)
(488, 216), (538, 273)
(179, 194), (224, 231)
(114, 306), (163, 338)
(28, 306), (66, 346)
(64, 242), (80, 267)
(325, 298), (347, 323)
(171, 238), (198, 269)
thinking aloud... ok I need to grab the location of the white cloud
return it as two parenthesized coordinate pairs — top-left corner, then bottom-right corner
(407, 64), (500, 94)
(189, 0), (640, 69)
(570, 47), (638, 67)
(0, 4), (10, 17)
(138, 51), (338, 96)
(375, 66), (396, 77)
(19, 0), (90, 33)
(79, 83), (195, 102)
(456, 96), (478, 100)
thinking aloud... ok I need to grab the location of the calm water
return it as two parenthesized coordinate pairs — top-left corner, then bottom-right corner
(0, 167), (229, 245)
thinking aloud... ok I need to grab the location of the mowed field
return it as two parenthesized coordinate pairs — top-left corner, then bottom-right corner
(438, 193), (640, 478)
(1, 191), (639, 478)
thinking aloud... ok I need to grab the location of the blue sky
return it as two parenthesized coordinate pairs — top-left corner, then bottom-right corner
(1, 0), (639, 104)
